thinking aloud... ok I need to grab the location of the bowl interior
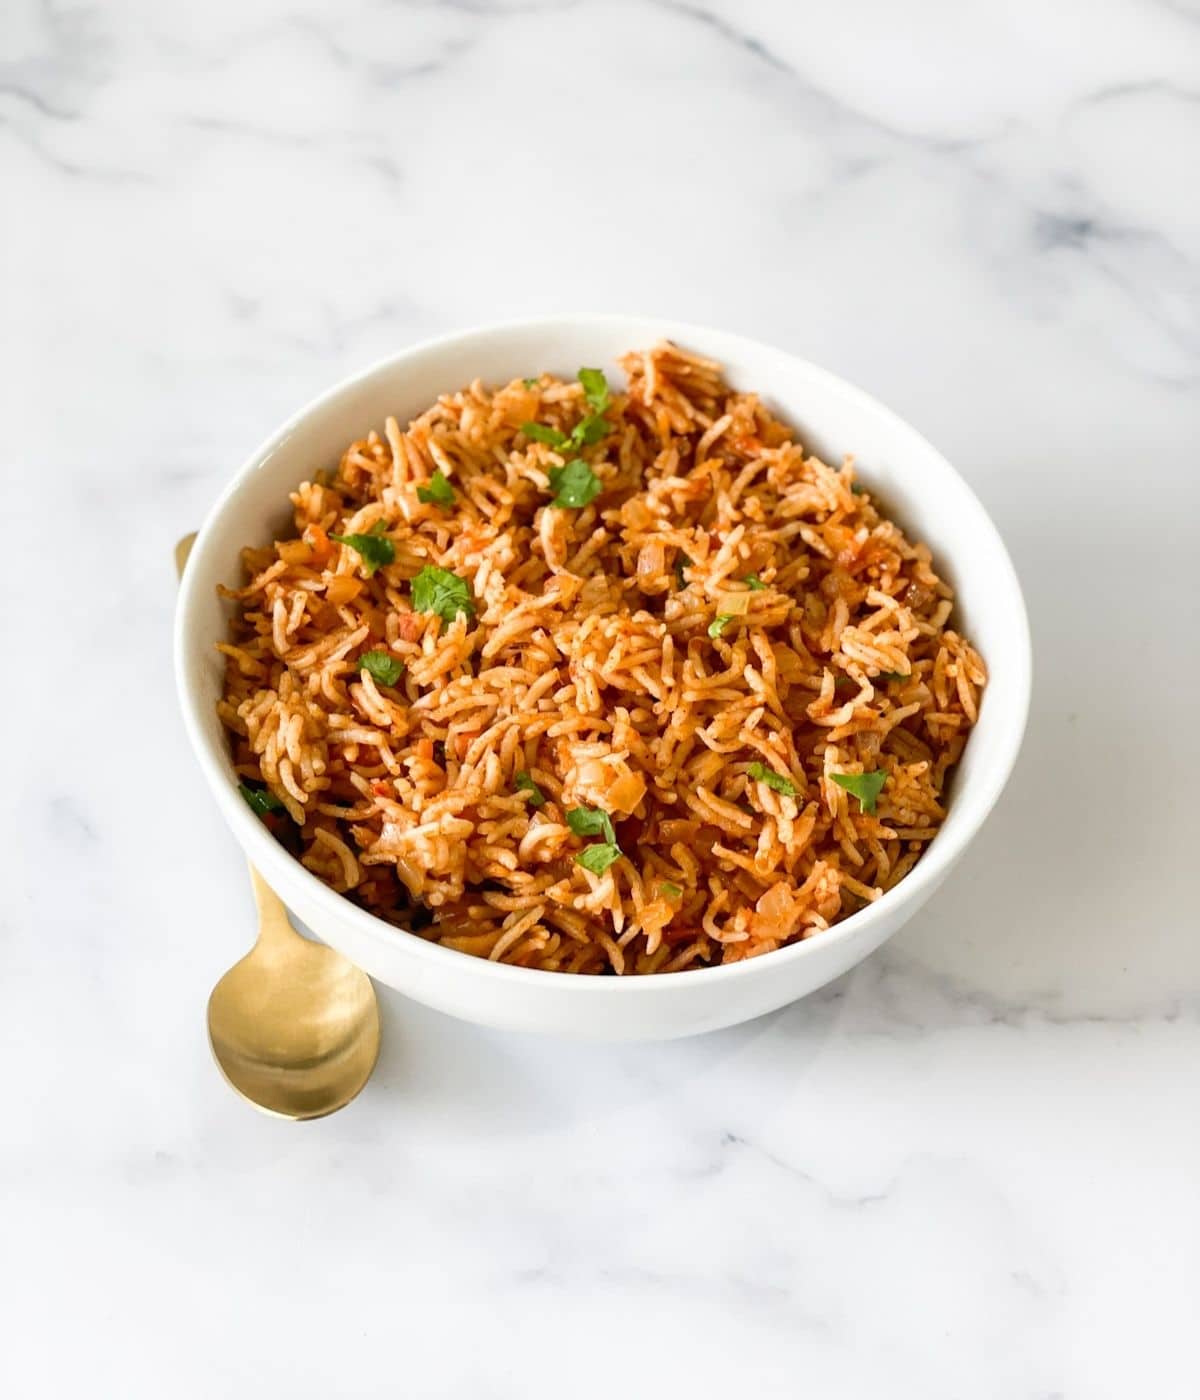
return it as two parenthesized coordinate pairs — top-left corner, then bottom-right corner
(177, 315), (1030, 981)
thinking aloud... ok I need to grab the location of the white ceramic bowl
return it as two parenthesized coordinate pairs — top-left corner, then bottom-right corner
(176, 315), (1031, 1040)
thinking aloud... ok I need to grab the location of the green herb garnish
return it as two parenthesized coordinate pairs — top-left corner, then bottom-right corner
(522, 421), (569, 449)
(568, 804), (622, 875)
(747, 762), (796, 797)
(410, 565), (475, 625)
(708, 613), (735, 639)
(576, 842), (622, 875)
(879, 670), (910, 682)
(566, 806), (617, 844)
(526, 401), (610, 455)
(358, 650), (404, 686)
(675, 553), (692, 589)
(744, 574), (767, 590)
(522, 377), (540, 389)
(850, 482), (864, 496)
(830, 769), (888, 813)
(416, 471), (455, 507)
(547, 460), (603, 509)
(570, 413), (611, 450)
(239, 782), (284, 817)
(329, 521), (394, 576)
(515, 771), (545, 808)
(578, 367), (610, 413)
(659, 881), (683, 900)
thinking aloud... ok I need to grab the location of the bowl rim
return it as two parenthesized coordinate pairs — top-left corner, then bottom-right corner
(175, 312), (1032, 993)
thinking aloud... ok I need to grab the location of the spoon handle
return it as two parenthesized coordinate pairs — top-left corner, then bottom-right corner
(249, 864), (301, 952)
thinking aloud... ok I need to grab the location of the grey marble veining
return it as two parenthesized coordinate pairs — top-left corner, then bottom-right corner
(3, 1), (1199, 1396)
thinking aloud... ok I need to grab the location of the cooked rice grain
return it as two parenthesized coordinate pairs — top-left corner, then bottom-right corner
(218, 343), (985, 974)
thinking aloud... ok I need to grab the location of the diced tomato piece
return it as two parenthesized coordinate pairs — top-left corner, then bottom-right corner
(454, 729), (480, 760)
(326, 575), (363, 605)
(304, 523), (334, 567)
(277, 538), (313, 567)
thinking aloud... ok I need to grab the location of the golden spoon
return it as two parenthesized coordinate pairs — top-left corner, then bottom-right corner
(177, 532), (381, 1119)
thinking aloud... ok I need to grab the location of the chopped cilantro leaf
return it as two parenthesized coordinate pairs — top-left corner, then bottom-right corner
(578, 367), (610, 413)
(879, 670), (910, 682)
(744, 574), (766, 590)
(547, 459), (602, 509)
(708, 613), (735, 639)
(522, 421), (570, 449)
(515, 771), (545, 808)
(329, 521), (394, 576)
(410, 566), (474, 625)
(358, 650), (404, 686)
(659, 881), (683, 900)
(830, 769), (887, 813)
(748, 762), (796, 797)
(416, 471), (454, 507)
(570, 413), (611, 451)
(566, 806), (616, 845)
(568, 803), (622, 876)
(750, 761), (795, 795)
(576, 842), (622, 875)
(522, 377), (540, 389)
(239, 782), (285, 817)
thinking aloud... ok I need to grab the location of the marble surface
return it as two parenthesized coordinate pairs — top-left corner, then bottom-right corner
(4, 1), (1199, 1395)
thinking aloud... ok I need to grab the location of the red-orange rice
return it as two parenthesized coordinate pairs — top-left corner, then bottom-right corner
(218, 343), (985, 974)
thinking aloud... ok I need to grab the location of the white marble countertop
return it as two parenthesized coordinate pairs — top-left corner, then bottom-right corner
(5, 1), (1199, 1395)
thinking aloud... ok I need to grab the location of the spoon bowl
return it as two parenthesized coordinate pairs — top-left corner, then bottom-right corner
(207, 869), (381, 1120)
